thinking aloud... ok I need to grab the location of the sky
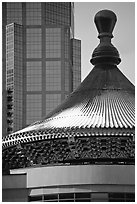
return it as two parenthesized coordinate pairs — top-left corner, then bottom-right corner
(74, 2), (135, 84)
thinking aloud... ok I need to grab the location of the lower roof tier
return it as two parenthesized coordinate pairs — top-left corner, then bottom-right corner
(2, 135), (135, 173)
(2, 127), (135, 148)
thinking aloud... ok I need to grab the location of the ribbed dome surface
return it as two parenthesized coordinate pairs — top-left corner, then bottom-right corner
(11, 64), (134, 135)
(40, 90), (134, 129)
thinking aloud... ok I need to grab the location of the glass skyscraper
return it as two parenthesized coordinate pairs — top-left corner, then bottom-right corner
(2, 2), (81, 137)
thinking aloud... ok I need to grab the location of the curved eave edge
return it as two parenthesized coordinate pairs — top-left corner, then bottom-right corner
(2, 127), (135, 149)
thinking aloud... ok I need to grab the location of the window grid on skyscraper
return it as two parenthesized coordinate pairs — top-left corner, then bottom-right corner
(46, 61), (61, 91)
(64, 61), (70, 92)
(6, 23), (23, 133)
(7, 3), (22, 25)
(27, 62), (42, 91)
(46, 94), (61, 115)
(26, 95), (42, 124)
(26, 28), (42, 58)
(6, 24), (14, 88)
(26, 3), (41, 25)
(13, 24), (23, 132)
(45, 3), (70, 26)
(64, 28), (70, 59)
(72, 39), (81, 90)
(45, 28), (61, 58)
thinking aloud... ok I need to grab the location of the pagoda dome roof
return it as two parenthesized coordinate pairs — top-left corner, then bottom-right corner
(2, 10), (135, 149)
(2, 10), (135, 171)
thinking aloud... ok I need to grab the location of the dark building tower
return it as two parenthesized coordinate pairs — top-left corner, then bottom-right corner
(2, 2), (81, 137)
(2, 10), (134, 202)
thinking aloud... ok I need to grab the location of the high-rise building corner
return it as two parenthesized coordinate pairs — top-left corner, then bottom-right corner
(2, 2), (81, 137)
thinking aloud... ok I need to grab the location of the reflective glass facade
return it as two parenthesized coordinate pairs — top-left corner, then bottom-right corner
(6, 24), (14, 89)
(7, 3), (22, 25)
(46, 61), (61, 91)
(71, 39), (81, 90)
(64, 28), (70, 59)
(64, 61), (70, 92)
(6, 23), (23, 134)
(46, 94), (61, 115)
(26, 29), (42, 58)
(26, 3), (42, 25)
(3, 2), (81, 136)
(26, 95), (42, 124)
(46, 28), (61, 58)
(27, 62), (42, 91)
(45, 3), (71, 26)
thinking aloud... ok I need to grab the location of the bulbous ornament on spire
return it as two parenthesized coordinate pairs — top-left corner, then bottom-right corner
(91, 9), (121, 65)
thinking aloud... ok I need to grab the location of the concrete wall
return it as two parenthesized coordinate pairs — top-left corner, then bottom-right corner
(3, 165), (135, 201)
(10, 164), (135, 188)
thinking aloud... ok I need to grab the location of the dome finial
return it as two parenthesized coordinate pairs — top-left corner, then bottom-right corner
(91, 9), (121, 65)
(95, 9), (117, 39)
